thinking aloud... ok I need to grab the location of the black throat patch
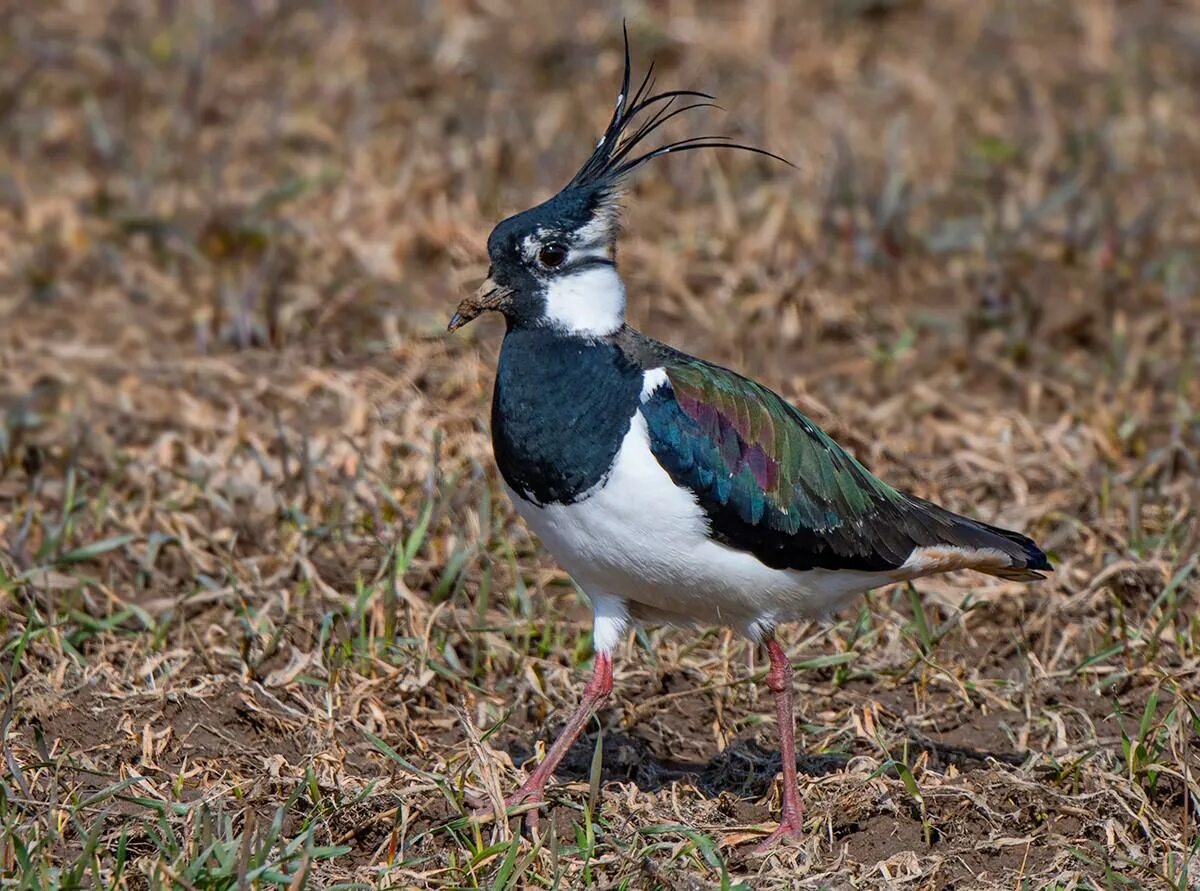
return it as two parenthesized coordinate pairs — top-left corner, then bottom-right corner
(492, 326), (644, 506)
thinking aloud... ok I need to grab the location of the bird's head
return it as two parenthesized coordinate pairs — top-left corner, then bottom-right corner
(449, 27), (788, 338)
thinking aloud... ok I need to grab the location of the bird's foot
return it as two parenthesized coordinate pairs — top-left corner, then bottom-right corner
(750, 815), (804, 852)
(502, 782), (547, 833)
(467, 781), (547, 833)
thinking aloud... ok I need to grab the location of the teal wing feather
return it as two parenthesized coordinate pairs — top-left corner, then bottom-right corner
(639, 354), (1050, 575)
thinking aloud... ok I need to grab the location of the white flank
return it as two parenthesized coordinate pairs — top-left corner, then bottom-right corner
(504, 412), (905, 640)
(543, 266), (626, 337)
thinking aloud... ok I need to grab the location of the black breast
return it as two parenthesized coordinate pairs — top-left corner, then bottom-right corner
(492, 327), (644, 505)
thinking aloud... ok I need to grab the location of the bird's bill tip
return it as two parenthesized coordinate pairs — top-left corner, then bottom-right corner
(447, 278), (508, 332)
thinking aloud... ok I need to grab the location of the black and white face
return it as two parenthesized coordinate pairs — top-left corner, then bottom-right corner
(448, 32), (788, 340)
(494, 212), (624, 336)
(453, 187), (627, 338)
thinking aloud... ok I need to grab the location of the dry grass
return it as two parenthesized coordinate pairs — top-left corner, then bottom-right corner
(2, 1), (1199, 888)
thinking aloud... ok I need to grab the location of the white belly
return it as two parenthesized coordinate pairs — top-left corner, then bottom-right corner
(505, 411), (900, 638)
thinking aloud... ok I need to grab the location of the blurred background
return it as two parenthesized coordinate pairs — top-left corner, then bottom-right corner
(1, 2), (1198, 888)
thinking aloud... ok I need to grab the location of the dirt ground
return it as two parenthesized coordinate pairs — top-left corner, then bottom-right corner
(2, 1), (1199, 889)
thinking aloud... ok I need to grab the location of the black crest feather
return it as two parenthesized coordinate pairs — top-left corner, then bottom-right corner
(567, 23), (791, 193)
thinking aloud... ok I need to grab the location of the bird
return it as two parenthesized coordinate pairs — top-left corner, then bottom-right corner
(448, 30), (1051, 850)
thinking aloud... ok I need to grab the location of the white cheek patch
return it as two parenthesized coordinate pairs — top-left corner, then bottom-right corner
(543, 266), (627, 336)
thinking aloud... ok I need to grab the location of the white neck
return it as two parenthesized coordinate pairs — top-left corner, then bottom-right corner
(542, 266), (626, 337)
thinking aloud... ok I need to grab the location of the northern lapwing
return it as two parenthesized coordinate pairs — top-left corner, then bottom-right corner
(449, 32), (1051, 849)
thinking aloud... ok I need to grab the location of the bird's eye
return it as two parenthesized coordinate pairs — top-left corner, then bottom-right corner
(538, 243), (568, 269)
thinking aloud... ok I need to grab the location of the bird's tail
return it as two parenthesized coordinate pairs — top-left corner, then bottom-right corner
(902, 496), (1052, 582)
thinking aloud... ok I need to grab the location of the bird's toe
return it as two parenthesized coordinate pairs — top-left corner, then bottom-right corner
(749, 818), (805, 854)
(467, 783), (548, 833)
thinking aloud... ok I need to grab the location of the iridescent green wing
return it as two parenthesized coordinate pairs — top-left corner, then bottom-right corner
(640, 355), (1047, 575)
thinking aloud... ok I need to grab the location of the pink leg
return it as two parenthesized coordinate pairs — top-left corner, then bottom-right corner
(499, 652), (613, 830)
(753, 637), (805, 850)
